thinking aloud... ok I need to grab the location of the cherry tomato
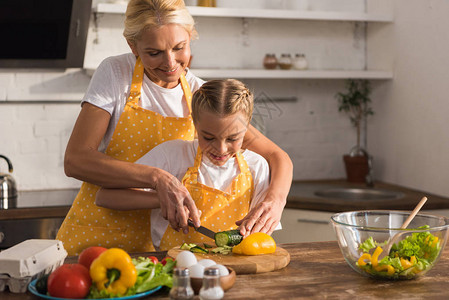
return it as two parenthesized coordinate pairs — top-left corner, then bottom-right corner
(161, 256), (174, 266)
(147, 256), (159, 264)
(47, 264), (91, 299)
(78, 246), (107, 270)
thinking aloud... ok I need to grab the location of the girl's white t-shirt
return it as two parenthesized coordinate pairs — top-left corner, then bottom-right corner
(82, 53), (205, 152)
(135, 139), (281, 249)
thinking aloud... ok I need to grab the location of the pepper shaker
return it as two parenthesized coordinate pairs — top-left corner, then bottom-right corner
(169, 268), (194, 300)
(199, 267), (224, 300)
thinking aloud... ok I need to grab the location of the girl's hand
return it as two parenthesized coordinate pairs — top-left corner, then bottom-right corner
(155, 171), (200, 233)
(235, 192), (286, 237)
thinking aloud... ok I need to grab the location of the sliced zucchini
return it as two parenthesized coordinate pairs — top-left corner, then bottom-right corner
(214, 230), (243, 247)
(190, 245), (209, 254)
(211, 246), (233, 255)
(180, 243), (197, 250)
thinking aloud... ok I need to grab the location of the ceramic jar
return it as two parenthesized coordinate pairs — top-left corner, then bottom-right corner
(292, 53), (308, 70)
(197, 0), (216, 7)
(278, 53), (292, 70)
(263, 54), (278, 69)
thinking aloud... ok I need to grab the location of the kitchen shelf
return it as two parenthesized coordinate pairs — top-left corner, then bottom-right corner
(88, 4), (393, 80)
(94, 3), (393, 22)
(84, 68), (392, 80)
(189, 69), (393, 79)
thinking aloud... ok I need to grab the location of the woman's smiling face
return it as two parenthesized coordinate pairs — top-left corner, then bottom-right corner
(196, 110), (248, 166)
(128, 23), (191, 89)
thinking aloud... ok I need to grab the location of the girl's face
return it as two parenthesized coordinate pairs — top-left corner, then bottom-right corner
(128, 24), (191, 89)
(195, 110), (248, 166)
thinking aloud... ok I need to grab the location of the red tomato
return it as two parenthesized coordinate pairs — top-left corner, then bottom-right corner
(147, 256), (159, 264)
(78, 246), (107, 270)
(47, 264), (91, 299)
(161, 256), (174, 266)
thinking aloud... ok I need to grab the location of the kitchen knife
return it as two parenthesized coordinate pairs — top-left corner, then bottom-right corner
(188, 219), (216, 239)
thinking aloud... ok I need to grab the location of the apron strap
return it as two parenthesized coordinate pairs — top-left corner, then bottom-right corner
(181, 148), (250, 188)
(179, 72), (192, 114)
(127, 57), (144, 104)
(181, 146), (202, 185)
(127, 58), (193, 115)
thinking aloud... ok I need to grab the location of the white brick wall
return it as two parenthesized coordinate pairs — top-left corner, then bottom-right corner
(1, 104), (82, 191)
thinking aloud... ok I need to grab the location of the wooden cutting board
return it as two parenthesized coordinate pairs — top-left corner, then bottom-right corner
(167, 246), (290, 274)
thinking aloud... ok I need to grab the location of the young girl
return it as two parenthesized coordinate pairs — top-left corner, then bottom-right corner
(96, 79), (281, 250)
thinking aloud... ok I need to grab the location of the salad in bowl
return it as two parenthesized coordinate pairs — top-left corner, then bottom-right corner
(331, 211), (449, 280)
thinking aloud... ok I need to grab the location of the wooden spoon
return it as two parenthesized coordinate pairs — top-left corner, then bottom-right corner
(379, 196), (428, 259)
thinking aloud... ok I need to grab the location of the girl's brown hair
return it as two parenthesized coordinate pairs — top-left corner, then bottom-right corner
(124, 0), (197, 45)
(192, 79), (254, 124)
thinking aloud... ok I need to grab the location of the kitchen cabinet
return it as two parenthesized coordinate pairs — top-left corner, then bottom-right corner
(86, 3), (393, 80)
(271, 208), (336, 243)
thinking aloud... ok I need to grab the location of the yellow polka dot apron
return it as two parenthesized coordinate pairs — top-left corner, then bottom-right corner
(57, 57), (195, 255)
(159, 148), (253, 250)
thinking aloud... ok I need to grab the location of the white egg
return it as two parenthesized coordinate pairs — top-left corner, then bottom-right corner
(212, 264), (229, 276)
(176, 251), (198, 268)
(188, 263), (205, 278)
(197, 259), (216, 268)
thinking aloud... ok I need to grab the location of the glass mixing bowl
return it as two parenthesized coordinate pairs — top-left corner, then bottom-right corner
(331, 210), (449, 280)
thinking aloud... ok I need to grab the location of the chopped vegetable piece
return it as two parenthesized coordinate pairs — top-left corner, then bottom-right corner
(190, 245), (209, 254)
(357, 253), (371, 267)
(211, 246), (233, 255)
(214, 230), (243, 247)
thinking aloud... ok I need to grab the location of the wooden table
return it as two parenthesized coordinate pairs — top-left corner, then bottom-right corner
(2, 241), (449, 299)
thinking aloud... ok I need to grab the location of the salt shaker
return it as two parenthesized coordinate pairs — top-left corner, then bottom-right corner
(169, 268), (194, 300)
(292, 53), (308, 70)
(278, 53), (292, 70)
(199, 267), (224, 300)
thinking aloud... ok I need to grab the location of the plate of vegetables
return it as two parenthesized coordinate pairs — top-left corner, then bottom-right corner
(28, 279), (162, 300)
(28, 247), (175, 299)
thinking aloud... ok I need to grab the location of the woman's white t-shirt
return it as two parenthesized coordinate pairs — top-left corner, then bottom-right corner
(135, 139), (280, 249)
(82, 53), (205, 152)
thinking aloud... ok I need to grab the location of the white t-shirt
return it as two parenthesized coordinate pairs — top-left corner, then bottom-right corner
(82, 53), (205, 152)
(134, 139), (280, 249)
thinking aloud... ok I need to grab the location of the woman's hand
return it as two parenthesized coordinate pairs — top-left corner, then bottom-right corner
(155, 170), (201, 233)
(235, 191), (286, 237)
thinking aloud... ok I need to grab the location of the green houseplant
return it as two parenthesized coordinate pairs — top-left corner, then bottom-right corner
(335, 79), (374, 183)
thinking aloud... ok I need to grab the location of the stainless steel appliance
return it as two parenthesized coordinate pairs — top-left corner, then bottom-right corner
(0, 155), (17, 210)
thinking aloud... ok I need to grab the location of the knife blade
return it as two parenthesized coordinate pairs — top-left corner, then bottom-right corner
(188, 219), (216, 239)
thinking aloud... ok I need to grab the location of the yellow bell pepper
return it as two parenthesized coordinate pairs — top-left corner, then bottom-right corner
(374, 264), (395, 275)
(370, 246), (383, 268)
(232, 232), (276, 255)
(400, 257), (413, 269)
(90, 248), (137, 296)
(432, 237), (439, 247)
(357, 253), (372, 266)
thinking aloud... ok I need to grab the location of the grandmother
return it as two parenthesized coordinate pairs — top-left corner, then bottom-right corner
(57, 0), (292, 255)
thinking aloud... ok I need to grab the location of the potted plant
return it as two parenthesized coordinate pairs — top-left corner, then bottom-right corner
(335, 79), (374, 183)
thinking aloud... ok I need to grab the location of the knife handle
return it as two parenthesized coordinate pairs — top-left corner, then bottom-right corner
(187, 219), (196, 228)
